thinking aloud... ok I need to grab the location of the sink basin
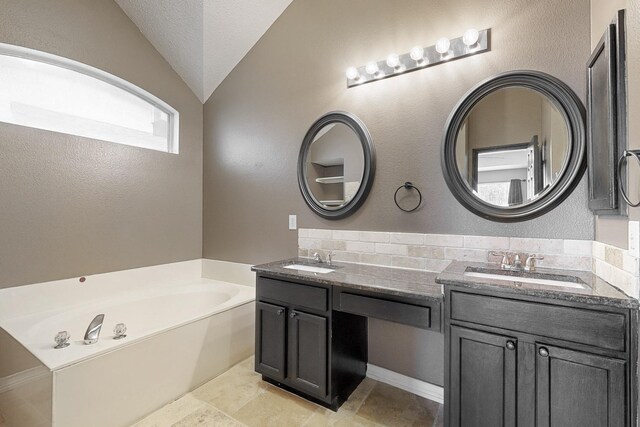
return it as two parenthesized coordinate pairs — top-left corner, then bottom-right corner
(284, 264), (335, 274)
(463, 267), (586, 289)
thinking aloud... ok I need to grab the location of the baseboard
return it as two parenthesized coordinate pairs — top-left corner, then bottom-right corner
(0, 365), (50, 394)
(366, 364), (444, 404)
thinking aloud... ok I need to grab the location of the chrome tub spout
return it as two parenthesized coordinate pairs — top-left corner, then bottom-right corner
(84, 314), (105, 345)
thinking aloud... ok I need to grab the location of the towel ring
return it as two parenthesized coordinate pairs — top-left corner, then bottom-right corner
(394, 182), (422, 212)
(617, 149), (640, 207)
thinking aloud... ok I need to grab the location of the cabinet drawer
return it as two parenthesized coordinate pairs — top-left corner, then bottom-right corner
(336, 291), (431, 329)
(450, 291), (627, 351)
(258, 277), (328, 312)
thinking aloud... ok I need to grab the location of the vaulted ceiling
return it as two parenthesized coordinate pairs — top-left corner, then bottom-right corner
(115, 0), (294, 103)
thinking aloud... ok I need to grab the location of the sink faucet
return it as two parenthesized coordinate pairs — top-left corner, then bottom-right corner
(490, 251), (513, 270)
(524, 255), (544, 272)
(313, 251), (334, 265)
(490, 251), (544, 272)
(84, 314), (105, 345)
(326, 251), (333, 266)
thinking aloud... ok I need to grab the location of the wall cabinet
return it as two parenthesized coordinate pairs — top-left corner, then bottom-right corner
(445, 287), (636, 427)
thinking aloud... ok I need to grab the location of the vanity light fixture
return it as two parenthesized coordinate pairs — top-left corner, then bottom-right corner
(435, 37), (451, 58)
(345, 66), (360, 81)
(386, 53), (403, 72)
(463, 28), (480, 49)
(365, 61), (384, 79)
(346, 28), (491, 88)
(409, 46), (426, 65)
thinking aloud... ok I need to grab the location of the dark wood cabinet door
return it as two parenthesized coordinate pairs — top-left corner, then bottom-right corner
(288, 310), (328, 398)
(255, 301), (287, 381)
(536, 344), (626, 427)
(449, 326), (517, 427)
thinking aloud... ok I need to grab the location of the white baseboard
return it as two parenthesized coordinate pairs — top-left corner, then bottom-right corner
(0, 365), (49, 394)
(366, 364), (443, 404)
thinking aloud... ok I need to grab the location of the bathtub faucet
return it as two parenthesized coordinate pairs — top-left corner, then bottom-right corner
(84, 314), (105, 345)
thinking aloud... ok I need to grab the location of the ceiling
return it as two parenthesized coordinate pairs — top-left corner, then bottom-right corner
(115, 0), (294, 103)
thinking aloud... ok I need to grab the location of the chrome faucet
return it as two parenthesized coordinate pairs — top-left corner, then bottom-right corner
(524, 255), (544, 272)
(490, 251), (513, 270)
(313, 251), (333, 265)
(491, 251), (545, 272)
(84, 314), (105, 345)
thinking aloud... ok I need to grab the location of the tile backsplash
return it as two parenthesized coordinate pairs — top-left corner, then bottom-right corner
(298, 226), (640, 299)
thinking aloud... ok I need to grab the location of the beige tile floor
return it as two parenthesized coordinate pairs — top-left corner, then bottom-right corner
(0, 373), (52, 427)
(132, 357), (443, 427)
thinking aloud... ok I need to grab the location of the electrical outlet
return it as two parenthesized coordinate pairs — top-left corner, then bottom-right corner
(288, 215), (297, 230)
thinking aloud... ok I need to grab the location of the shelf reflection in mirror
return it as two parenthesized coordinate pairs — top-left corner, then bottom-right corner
(298, 111), (375, 219)
(306, 122), (364, 210)
(455, 87), (570, 208)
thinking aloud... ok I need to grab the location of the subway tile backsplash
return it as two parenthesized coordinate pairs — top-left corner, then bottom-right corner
(298, 226), (640, 299)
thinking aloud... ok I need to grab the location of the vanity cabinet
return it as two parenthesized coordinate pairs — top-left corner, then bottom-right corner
(449, 326), (517, 427)
(254, 275), (367, 409)
(535, 344), (626, 427)
(445, 287), (637, 427)
(287, 309), (328, 397)
(255, 301), (287, 381)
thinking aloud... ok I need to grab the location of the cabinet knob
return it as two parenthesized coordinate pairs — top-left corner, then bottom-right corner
(506, 341), (516, 350)
(276, 309), (284, 315)
(539, 347), (549, 357)
(289, 311), (297, 318)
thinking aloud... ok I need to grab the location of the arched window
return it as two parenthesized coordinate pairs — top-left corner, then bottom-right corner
(0, 43), (179, 153)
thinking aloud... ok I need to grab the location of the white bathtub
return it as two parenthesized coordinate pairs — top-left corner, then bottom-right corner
(0, 259), (256, 427)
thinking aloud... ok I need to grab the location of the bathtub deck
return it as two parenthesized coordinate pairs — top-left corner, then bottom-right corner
(132, 356), (444, 427)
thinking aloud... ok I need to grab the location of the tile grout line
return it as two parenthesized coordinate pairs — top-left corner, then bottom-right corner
(199, 400), (250, 427)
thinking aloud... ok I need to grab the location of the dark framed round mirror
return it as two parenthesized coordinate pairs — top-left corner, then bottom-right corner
(298, 111), (375, 219)
(441, 71), (586, 222)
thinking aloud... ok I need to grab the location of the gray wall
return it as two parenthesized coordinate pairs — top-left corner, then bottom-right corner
(203, 0), (592, 385)
(0, 0), (203, 288)
(203, 0), (593, 267)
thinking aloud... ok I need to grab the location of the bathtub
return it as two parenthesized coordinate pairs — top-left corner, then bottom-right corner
(0, 259), (256, 427)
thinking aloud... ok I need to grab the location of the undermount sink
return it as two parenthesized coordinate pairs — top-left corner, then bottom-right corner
(284, 264), (335, 274)
(463, 267), (586, 289)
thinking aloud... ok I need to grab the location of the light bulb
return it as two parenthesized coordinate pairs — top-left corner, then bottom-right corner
(409, 46), (424, 62)
(365, 61), (379, 75)
(346, 66), (360, 80)
(435, 37), (450, 55)
(463, 28), (480, 47)
(386, 53), (400, 69)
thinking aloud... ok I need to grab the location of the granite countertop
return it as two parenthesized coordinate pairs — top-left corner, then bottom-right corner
(436, 261), (639, 309)
(252, 258), (443, 301)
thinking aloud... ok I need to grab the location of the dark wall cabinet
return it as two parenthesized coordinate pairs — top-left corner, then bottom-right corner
(255, 276), (367, 409)
(445, 287), (637, 427)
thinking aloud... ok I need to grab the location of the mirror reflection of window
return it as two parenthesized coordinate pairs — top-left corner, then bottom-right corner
(455, 87), (569, 208)
(306, 123), (364, 210)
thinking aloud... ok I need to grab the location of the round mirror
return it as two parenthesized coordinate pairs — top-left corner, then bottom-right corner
(298, 111), (375, 219)
(442, 71), (586, 221)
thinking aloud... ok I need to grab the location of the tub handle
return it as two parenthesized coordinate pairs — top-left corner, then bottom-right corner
(54, 331), (71, 349)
